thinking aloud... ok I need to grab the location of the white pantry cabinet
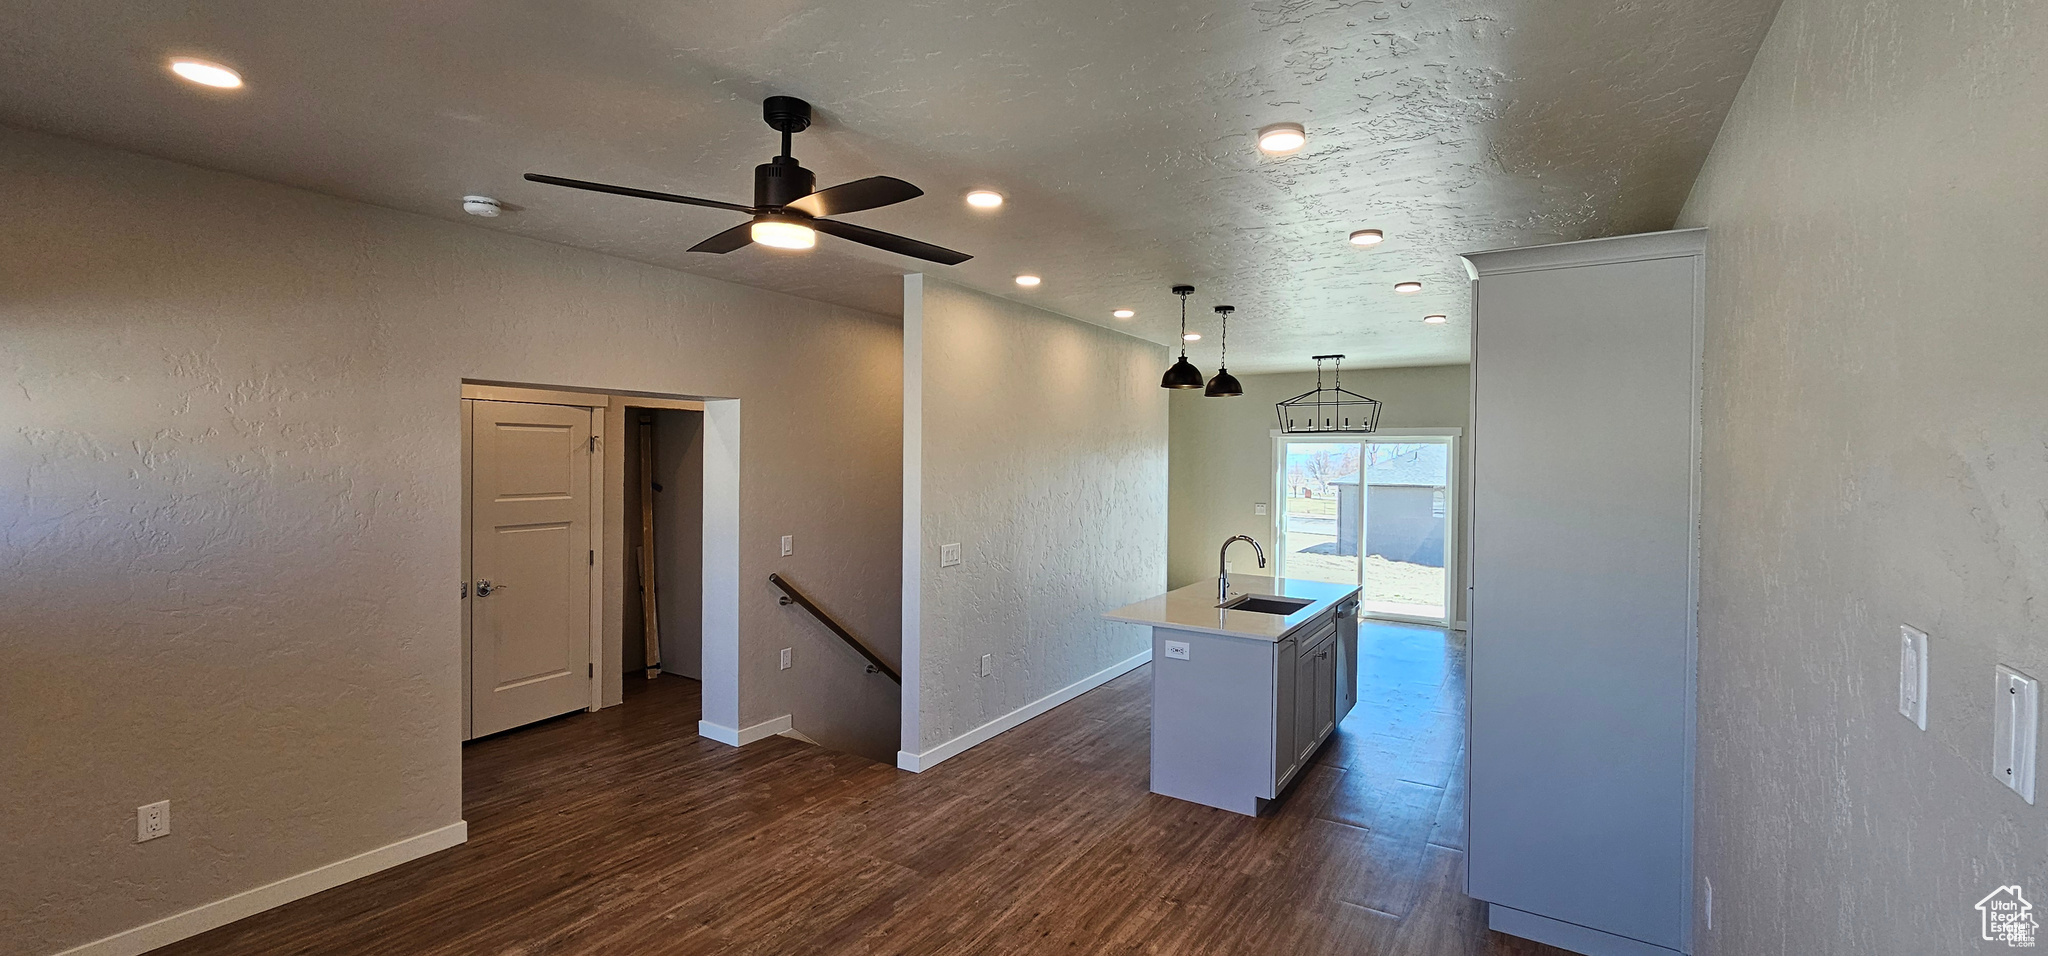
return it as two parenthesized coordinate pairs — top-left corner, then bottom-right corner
(1461, 230), (1704, 956)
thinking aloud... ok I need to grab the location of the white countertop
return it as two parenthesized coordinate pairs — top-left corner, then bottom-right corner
(1104, 575), (1361, 642)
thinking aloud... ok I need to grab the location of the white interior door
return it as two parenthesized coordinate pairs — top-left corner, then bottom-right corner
(469, 400), (593, 737)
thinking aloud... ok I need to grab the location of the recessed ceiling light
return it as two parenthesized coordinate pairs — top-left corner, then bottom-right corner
(169, 58), (243, 89)
(1112, 309), (1136, 319)
(1349, 229), (1385, 246)
(462, 196), (502, 218)
(1015, 274), (1041, 287)
(751, 219), (816, 250)
(1256, 122), (1307, 155)
(1183, 332), (1202, 342)
(965, 190), (1004, 209)
(1394, 281), (1423, 294)
(1424, 314), (1448, 324)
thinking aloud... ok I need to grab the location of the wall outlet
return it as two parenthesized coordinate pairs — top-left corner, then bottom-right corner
(779, 647), (792, 670)
(980, 654), (993, 677)
(780, 535), (793, 557)
(1255, 502), (1267, 516)
(940, 543), (962, 567)
(137, 800), (170, 843)
(1994, 665), (2038, 804)
(1899, 625), (1929, 729)
(1164, 640), (1191, 661)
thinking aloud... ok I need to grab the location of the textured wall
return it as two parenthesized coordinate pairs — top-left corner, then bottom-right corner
(1677, 0), (2048, 951)
(905, 279), (1167, 755)
(0, 126), (902, 955)
(1166, 366), (1470, 621)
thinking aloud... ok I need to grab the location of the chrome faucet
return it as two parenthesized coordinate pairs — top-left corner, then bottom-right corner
(1218, 535), (1267, 601)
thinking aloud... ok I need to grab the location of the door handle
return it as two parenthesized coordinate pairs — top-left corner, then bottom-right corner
(475, 580), (509, 597)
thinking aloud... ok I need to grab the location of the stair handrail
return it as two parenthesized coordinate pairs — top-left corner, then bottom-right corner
(767, 573), (902, 683)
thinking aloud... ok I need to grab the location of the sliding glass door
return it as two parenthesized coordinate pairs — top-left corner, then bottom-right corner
(1275, 433), (1456, 625)
(1276, 441), (1364, 585)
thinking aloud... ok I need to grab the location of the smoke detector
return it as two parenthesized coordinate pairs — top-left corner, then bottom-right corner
(462, 195), (502, 217)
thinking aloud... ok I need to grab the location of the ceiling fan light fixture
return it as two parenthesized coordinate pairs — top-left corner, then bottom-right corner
(751, 219), (817, 250)
(1394, 281), (1423, 294)
(1349, 229), (1384, 246)
(169, 58), (242, 89)
(965, 190), (1004, 209)
(1256, 122), (1307, 154)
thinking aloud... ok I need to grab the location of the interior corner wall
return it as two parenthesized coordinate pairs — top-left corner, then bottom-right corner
(900, 278), (1168, 764)
(0, 125), (901, 956)
(1167, 365), (1471, 620)
(1675, 0), (2048, 952)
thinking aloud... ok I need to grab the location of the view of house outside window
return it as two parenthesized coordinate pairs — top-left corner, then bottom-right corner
(1279, 440), (1450, 622)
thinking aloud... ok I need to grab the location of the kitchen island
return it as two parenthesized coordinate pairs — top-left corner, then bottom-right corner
(1105, 574), (1361, 815)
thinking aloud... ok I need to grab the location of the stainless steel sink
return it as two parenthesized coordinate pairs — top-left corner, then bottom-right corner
(1217, 594), (1315, 616)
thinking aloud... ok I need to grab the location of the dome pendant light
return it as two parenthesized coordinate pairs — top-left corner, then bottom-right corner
(1204, 305), (1243, 397)
(1160, 285), (1205, 389)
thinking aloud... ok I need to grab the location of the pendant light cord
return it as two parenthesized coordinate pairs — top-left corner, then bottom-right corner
(1178, 289), (1191, 358)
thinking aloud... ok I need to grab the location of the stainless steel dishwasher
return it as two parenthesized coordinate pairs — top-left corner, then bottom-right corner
(1333, 595), (1360, 722)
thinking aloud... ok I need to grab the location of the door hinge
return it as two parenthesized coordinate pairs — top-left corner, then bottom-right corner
(460, 581), (468, 599)
(589, 550), (595, 566)
(589, 663), (594, 678)
(590, 435), (598, 452)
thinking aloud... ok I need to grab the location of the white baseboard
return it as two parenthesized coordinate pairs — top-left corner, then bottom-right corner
(52, 821), (467, 956)
(897, 648), (1151, 773)
(698, 713), (791, 747)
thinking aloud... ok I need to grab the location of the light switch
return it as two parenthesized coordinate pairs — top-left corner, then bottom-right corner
(1899, 625), (1929, 729)
(1164, 640), (1190, 661)
(940, 543), (962, 567)
(780, 535), (794, 557)
(1994, 665), (2038, 804)
(1255, 503), (1268, 516)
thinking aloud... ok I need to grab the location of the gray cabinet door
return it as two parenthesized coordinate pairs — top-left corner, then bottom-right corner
(1312, 638), (1336, 742)
(1272, 637), (1298, 793)
(1294, 641), (1319, 764)
(1466, 237), (1700, 953)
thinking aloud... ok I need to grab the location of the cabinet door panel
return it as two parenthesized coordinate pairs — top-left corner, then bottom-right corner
(1273, 638), (1298, 792)
(1295, 645), (1318, 763)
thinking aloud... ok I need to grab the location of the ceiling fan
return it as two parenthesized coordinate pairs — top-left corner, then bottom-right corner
(524, 96), (971, 265)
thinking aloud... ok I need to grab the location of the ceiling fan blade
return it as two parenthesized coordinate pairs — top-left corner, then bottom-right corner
(524, 173), (756, 215)
(811, 218), (972, 265)
(784, 176), (924, 218)
(688, 222), (757, 254)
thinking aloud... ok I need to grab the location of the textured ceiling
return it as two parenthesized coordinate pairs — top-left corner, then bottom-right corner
(0, 0), (1779, 372)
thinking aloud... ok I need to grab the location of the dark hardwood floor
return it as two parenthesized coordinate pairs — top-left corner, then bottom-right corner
(158, 623), (1567, 955)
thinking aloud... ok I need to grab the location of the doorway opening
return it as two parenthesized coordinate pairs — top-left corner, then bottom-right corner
(1273, 430), (1459, 626)
(460, 382), (739, 748)
(618, 402), (705, 686)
